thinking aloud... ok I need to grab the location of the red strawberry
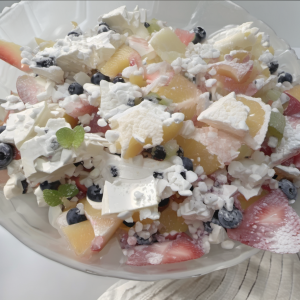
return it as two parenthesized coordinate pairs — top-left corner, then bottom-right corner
(293, 153), (300, 169)
(125, 233), (205, 266)
(227, 189), (300, 254)
(63, 99), (98, 119)
(174, 28), (195, 46)
(284, 92), (300, 116)
(16, 75), (46, 104)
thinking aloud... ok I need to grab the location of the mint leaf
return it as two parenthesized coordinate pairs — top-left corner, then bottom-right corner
(43, 189), (62, 207)
(56, 127), (74, 148)
(72, 126), (85, 148)
(58, 184), (79, 199)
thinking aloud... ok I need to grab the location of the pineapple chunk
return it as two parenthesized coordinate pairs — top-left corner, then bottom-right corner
(175, 135), (220, 175)
(100, 45), (141, 78)
(81, 199), (122, 251)
(62, 221), (95, 256)
(235, 144), (254, 160)
(129, 74), (147, 87)
(162, 122), (183, 144)
(159, 202), (188, 234)
(156, 74), (199, 103)
(150, 27), (186, 63)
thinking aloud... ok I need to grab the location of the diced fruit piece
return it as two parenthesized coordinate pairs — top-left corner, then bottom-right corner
(264, 89), (281, 103)
(278, 72), (293, 84)
(63, 113), (78, 128)
(145, 19), (161, 34)
(268, 61), (279, 74)
(122, 120), (182, 159)
(35, 37), (55, 51)
(127, 35), (156, 60)
(62, 98), (98, 119)
(237, 190), (269, 210)
(213, 60), (253, 83)
(152, 145), (166, 161)
(71, 176), (88, 193)
(267, 110), (286, 142)
(284, 85), (300, 116)
(192, 27), (206, 44)
(278, 179), (297, 200)
(174, 28), (195, 46)
(125, 232), (205, 266)
(62, 220), (95, 256)
(293, 153), (300, 169)
(218, 205), (243, 229)
(164, 140), (179, 158)
(100, 45), (141, 78)
(89, 114), (110, 134)
(129, 74), (147, 87)
(237, 95), (271, 150)
(0, 40), (30, 72)
(0, 143), (13, 170)
(159, 202), (188, 233)
(175, 135), (220, 175)
(162, 122), (183, 144)
(150, 27), (186, 63)
(228, 189), (300, 254)
(80, 199), (122, 252)
(236, 144), (254, 160)
(91, 72), (110, 85)
(68, 83), (84, 95)
(66, 207), (87, 225)
(16, 75), (46, 104)
(156, 74), (199, 103)
(112, 76), (125, 84)
(228, 50), (250, 63)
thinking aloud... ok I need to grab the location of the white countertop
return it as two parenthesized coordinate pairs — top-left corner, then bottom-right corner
(0, 1), (299, 300)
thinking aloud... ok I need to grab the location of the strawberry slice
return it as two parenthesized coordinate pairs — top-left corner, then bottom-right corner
(227, 189), (300, 254)
(125, 233), (205, 266)
(71, 176), (88, 193)
(89, 114), (110, 134)
(174, 28), (195, 46)
(16, 75), (46, 104)
(284, 94), (300, 116)
(63, 99), (98, 119)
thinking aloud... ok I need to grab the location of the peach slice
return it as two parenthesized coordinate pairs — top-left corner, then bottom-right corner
(175, 135), (220, 175)
(129, 74), (147, 87)
(0, 39), (30, 72)
(237, 190), (269, 210)
(100, 45), (141, 78)
(63, 113), (78, 128)
(62, 220), (95, 256)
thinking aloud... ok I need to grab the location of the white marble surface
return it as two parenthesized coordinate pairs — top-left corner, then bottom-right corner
(0, 1), (299, 300)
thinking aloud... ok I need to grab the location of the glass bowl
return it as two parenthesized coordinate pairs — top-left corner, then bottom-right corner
(0, 1), (299, 281)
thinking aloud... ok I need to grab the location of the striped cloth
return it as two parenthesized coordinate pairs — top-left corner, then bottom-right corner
(98, 251), (300, 300)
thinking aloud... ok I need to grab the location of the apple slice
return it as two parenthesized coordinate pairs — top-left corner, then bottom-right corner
(0, 39), (30, 72)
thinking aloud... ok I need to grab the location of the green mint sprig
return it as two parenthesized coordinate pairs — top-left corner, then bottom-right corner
(56, 126), (85, 149)
(43, 184), (79, 207)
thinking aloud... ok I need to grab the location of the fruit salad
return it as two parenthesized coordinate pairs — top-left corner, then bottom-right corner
(0, 5), (300, 266)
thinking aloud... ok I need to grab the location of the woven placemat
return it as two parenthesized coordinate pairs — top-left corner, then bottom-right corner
(98, 251), (300, 300)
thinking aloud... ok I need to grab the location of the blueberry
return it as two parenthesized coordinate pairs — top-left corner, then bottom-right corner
(21, 180), (28, 194)
(87, 185), (103, 202)
(91, 72), (110, 85)
(278, 72), (293, 84)
(203, 222), (213, 233)
(144, 22), (150, 28)
(153, 171), (163, 179)
(98, 22), (110, 34)
(112, 76), (125, 84)
(190, 185), (194, 192)
(211, 210), (221, 226)
(159, 198), (169, 207)
(123, 220), (135, 227)
(192, 27), (206, 44)
(0, 143), (13, 170)
(68, 31), (81, 37)
(278, 179), (297, 200)
(134, 233), (156, 245)
(218, 205), (243, 229)
(268, 61), (279, 74)
(181, 157), (193, 171)
(180, 171), (186, 180)
(74, 161), (83, 167)
(40, 180), (61, 191)
(36, 58), (55, 68)
(110, 166), (118, 177)
(0, 125), (6, 134)
(68, 82), (84, 95)
(177, 147), (184, 157)
(152, 145), (166, 161)
(66, 207), (87, 225)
